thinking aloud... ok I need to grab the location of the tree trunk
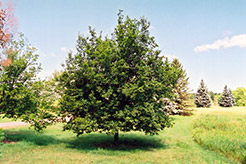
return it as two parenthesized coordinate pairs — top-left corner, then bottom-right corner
(114, 132), (119, 144)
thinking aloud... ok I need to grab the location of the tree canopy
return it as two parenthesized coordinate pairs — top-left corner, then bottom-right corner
(57, 11), (180, 142)
(0, 34), (55, 129)
(233, 87), (246, 106)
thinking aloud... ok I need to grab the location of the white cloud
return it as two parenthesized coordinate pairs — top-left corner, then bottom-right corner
(194, 34), (246, 53)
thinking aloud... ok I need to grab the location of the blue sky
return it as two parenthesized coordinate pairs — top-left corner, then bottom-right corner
(13, 0), (246, 92)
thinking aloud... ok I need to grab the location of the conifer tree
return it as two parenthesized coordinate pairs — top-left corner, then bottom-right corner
(195, 80), (212, 108)
(171, 58), (190, 111)
(229, 89), (236, 106)
(219, 85), (235, 107)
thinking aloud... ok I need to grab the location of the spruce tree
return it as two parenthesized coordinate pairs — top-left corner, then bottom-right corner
(219, 85), (235, 107)
(229, 89), (236, 106)
(195, 80), (212, 108)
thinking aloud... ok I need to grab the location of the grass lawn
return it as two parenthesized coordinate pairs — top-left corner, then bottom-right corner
(0, 107), (244, 164)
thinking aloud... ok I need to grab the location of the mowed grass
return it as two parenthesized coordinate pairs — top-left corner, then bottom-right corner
(0, 113), (238, 164)
(193, 107), (246, 163)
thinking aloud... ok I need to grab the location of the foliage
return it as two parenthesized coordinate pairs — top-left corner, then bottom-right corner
(0, 0), (18, 68)
(0, 34), (55, 131)
(57, 11), (178, 142)
(195, 80), (212, 108)
(171, 58), (190, 111)
(186, 93), (196, 108)
(209, 91), (220, 106)
(233, 87), (246, 106)
(219, 85), (235, 107)
(0, 0), (17, 48)
(193, 109), (246, 163)
(213, 94), (221, 106)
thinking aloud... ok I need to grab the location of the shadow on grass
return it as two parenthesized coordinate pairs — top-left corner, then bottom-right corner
(4, 129), (168, 153)
(67, 133), (168, 152)
(4, 129), (59, 146)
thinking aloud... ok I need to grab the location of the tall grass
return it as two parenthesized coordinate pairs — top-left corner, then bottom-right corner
(193, 108), (246, 163)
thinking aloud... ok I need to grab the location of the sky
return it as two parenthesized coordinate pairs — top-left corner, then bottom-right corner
(11, 0), (246, 93)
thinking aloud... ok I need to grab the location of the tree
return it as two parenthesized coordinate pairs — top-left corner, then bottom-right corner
(233, 87), (246, 106)
(57, 11), (177, 143)
(228, 89), (236, 106)
(195, 80), (212, 108)
(0, 0), (18, 70)
(0, 0), (17, 48)
(219, 85), (235, 107)
(171, 58), (190, 111)
(0, 34), (52, 130)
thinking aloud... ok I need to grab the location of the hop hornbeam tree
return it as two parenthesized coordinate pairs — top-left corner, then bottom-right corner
(57, 11), (180, 143)
(195, 79), (212, 108)
(219, 85), (236, 107)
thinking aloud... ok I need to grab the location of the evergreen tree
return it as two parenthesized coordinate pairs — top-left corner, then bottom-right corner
(219, 85), (235, 107)
(229, 89), (236, 106)
(171, 58), (190, 111)
(195, 80), (212, 108)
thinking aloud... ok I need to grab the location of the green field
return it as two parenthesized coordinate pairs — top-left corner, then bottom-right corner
(193, 107), (246, 163)
(1, 107), (245, 164)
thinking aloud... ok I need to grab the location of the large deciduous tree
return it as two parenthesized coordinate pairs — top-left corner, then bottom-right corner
(195, 79), (212, 108)
(57, 11), (178, 143)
